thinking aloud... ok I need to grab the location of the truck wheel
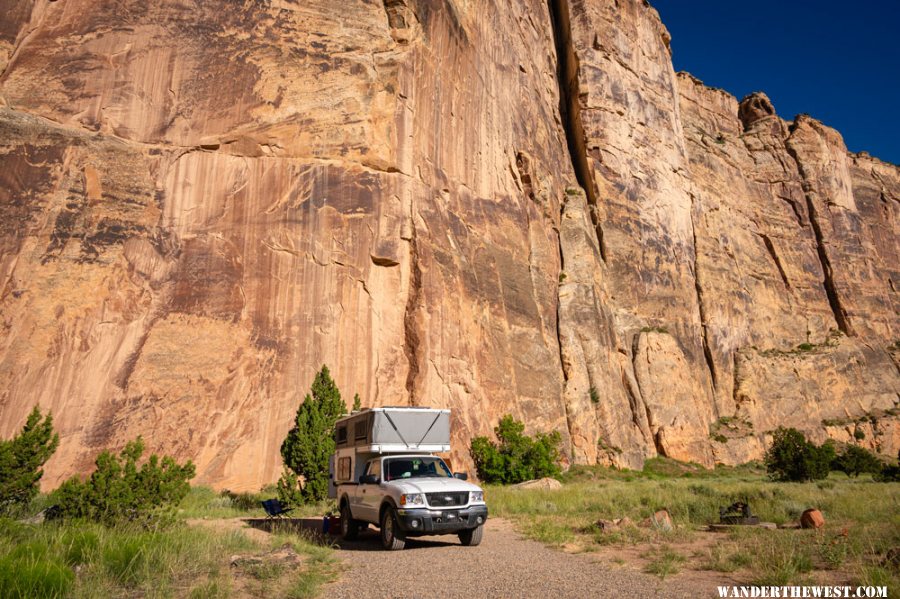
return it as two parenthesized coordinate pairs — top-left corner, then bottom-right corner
(380, 507), (406, 550)
(458, 524), (484, 546)
(340, 503), (359, 541)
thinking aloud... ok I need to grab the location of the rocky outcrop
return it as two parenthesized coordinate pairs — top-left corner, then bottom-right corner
(0, 0), (897, 489)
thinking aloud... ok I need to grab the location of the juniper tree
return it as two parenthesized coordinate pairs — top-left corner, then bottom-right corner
(0, 407), (59, 512)
(279, 365), (347, 503)
(52, 437), (195, 525)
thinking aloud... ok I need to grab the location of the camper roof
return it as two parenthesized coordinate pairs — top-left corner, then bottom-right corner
(333, 407), (451, 453)
(334, 406), (449, 426)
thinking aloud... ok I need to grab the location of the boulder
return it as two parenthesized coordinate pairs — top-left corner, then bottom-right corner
(512, 478), (562, 490)
(800, 508), (825, 529)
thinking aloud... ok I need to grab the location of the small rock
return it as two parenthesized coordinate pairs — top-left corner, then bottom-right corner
(640, 509), (673, 531)
(231, 555), (264, 568)
(778, 521), (801, 529)
(595, 519), (618, 533)
(512, 477), (562, 490)
(757, 522), (777, 530)
(20, 510), (46, 525)
(800, 508), (825, 529)
(594, 516), (635, 533)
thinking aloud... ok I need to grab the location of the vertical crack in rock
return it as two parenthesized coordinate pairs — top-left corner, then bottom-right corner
(630, 332), (662, 455)
(785, 143), (855, 336)
(548, 0), (607, 261)
(402, 225), (423, 406)
(759, 233), (791, 290)
(553, 197), (576, 456)
(689, 194), (718, 392)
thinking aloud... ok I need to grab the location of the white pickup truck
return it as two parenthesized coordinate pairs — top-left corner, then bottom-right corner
(329, 407), (488, 550)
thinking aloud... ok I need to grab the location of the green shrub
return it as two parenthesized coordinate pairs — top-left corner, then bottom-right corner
(764, 428), (833, 482)
(874, 450), (900, 482)
(0, 407), (59, 514)
(832, 445), (882, 477)
(469, 415), (561, 484)
(52, 437), (194, 525)
(280, 365), (348, 503)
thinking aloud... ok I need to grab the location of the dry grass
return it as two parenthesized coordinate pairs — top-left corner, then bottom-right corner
(487, 458), (899, 592)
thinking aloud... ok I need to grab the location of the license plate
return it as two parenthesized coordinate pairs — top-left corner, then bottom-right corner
(445, 512), (457, 521)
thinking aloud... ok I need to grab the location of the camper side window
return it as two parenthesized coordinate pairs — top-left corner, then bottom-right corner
(354, 420), (367, 441)
(337, 457), (351, 481)
(336, 426), (347, 445)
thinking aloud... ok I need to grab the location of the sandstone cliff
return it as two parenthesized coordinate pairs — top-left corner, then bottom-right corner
(0, 0), (896, 490)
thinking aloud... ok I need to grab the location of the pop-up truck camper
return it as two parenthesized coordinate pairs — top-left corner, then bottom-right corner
(330, 407), (488, 550)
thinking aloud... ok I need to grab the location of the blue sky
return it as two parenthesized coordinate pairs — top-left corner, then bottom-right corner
(651, 0), (900, 165)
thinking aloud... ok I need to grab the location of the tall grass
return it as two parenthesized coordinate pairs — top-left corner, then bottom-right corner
(0, 518), (258, 598)
(178, 486), (336, 520)
(0, 486), (341, 598)
(488, 459), (899, 588)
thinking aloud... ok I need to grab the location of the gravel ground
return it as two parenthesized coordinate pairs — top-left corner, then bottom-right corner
(322, 518), (716, 599)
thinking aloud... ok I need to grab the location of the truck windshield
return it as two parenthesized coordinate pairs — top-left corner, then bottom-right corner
(384, 457), (453, 481)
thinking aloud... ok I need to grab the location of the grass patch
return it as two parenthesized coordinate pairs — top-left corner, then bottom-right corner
(523, 518), (576, 546)
(271, 533), (340, 599)
(698, 544), (753, 572)
(643, 545), (686, 579)
(0, 518), (258, 598)
(177, 487), (335, 521)
(0, 485), (341, 598)
(640, 326), (669, 334)
(489, 458), (899, 587)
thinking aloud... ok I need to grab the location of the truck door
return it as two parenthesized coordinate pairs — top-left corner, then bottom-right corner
(357, 458), (382, 522)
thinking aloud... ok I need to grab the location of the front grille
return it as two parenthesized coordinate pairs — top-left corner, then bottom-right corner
(426, 492), (468, 507)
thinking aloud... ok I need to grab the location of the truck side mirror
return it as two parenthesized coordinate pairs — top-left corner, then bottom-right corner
(453, 472), (468, 480)
(359, 474), (378, 484)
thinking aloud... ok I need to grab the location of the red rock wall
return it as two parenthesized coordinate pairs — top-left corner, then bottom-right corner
(1, 0), (896, 490)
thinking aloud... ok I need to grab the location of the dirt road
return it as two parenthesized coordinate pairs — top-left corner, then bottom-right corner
(322, 518), (716, 598)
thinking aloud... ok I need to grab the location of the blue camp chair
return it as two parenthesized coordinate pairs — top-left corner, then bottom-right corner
(261, 498), (294, 520)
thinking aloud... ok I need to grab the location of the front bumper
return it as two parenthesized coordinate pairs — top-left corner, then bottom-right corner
(395, 504), (488, 535)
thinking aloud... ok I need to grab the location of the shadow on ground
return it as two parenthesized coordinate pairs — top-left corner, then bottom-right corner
(243, 517), (460, 551)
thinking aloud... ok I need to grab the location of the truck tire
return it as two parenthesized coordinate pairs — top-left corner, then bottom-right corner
(380, 507), (406, 551)
(340, 502), (359, 541)
(458, 524), (484, 546)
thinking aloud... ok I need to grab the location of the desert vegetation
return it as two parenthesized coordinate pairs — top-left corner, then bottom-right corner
(487, 458), (898, 593)
(0, 411), (338, 598)
(469, 415), (562, 484)
(278, 365), (355, 505)
(472, 420), (897, 592)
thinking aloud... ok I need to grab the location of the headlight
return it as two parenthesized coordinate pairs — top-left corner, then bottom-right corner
(470, 491), (484, 503)
(400, 493), (425, 506)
